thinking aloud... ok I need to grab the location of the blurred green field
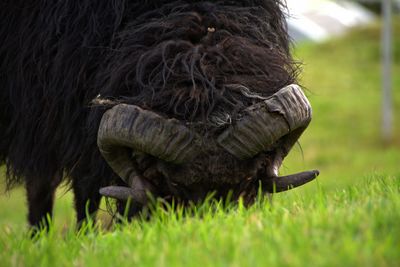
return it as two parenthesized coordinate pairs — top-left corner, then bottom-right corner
(0, 21), (399, 267)
(282, 22), (400, 190)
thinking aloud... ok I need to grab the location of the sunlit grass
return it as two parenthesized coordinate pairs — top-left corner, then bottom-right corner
(1, 176), (399, 267)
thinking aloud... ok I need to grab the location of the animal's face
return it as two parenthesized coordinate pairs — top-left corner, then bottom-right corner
(95, 1), (318, 204)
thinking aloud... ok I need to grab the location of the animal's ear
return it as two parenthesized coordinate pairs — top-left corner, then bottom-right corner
(97, 104), (200, 184)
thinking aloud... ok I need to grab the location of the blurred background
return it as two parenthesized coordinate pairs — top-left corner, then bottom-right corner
(282, 0), (400, 188)
(0, 0), (399, 228)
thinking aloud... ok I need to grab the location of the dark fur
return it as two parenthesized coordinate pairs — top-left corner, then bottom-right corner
(0, 0), (297, 227)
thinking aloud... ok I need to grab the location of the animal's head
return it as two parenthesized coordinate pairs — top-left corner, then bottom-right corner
(94, 0), (319, 204)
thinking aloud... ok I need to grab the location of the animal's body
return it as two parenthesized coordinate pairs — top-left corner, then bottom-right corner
(0, 0), (318, 229)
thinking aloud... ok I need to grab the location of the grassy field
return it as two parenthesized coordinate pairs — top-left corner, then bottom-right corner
(1, 21), (399, 267)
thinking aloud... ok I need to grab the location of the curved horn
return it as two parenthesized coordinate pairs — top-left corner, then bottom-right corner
(99, 172), (156, 203)
(262, 170), (319, 193)
(99, 186), (148, 203)
(97, 104), (198, 183)
(217, 84), (312, 159)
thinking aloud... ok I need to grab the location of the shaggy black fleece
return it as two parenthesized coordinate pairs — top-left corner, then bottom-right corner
(0, 0), (298, 226)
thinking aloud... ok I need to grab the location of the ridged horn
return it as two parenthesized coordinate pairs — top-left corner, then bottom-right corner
(217, 84), (312, 159)
(97, 104), (198, 183)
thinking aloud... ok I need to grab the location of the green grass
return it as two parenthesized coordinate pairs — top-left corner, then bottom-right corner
(1, 177), (399, 267)
(1, 20), (400, 267)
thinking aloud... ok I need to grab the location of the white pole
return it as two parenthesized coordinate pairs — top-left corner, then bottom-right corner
(382, 0), (393, 142)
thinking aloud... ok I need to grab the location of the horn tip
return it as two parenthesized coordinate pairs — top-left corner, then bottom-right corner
(311, 169), (320, 177)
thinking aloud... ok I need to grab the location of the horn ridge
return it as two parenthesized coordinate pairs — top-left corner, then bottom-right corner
(97, 104), (198, 183)
(217, 84), (312, 159)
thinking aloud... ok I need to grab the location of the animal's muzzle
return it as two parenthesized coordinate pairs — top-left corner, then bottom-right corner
(97, 84), (319, 202)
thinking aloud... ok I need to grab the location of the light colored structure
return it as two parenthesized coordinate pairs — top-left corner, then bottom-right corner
(286, 0), (376, 42)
